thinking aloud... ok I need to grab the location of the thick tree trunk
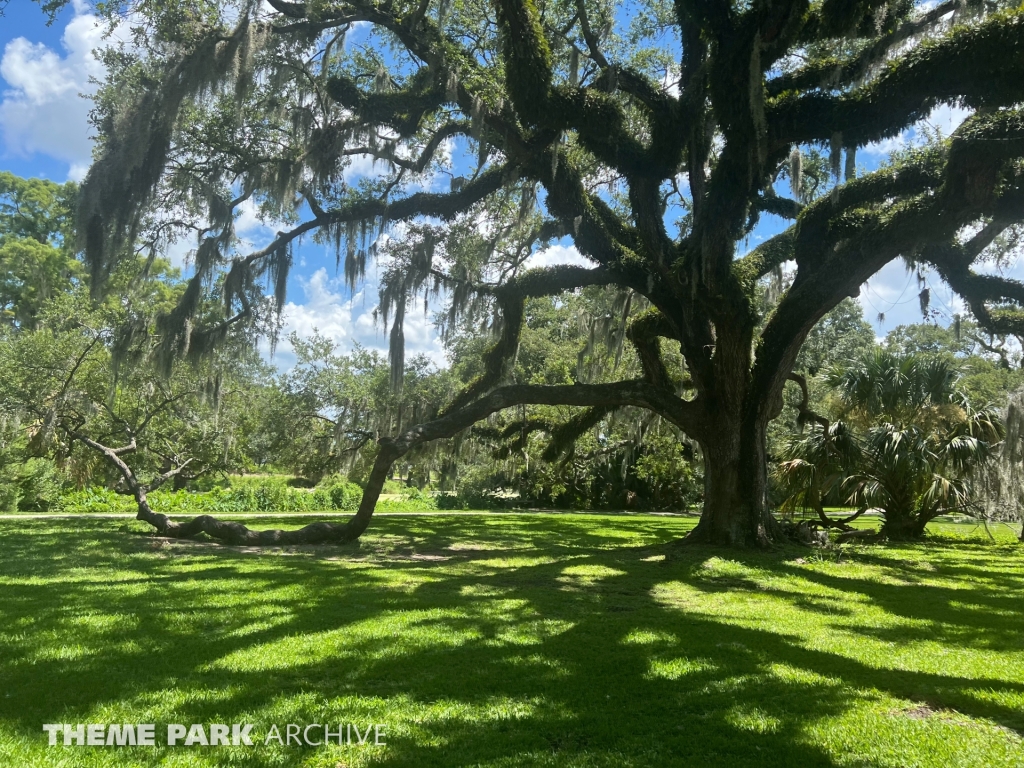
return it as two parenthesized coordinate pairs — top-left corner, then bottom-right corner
(684, 411), (780, 547)
(673, 306), (788, 547)
(879, 510), (931, 540)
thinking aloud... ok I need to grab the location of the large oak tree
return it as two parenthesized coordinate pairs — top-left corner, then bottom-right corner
(77, 0), (1024, 545)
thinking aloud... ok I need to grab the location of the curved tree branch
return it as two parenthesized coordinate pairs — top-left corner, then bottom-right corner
(768, 0), (962, 97)
(130, 380), (704, 545)
(443, 265), (617, 414)
(769, 13), (1024, 148)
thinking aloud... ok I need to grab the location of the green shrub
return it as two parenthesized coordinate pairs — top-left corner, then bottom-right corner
(58, 487), (134, 514)
(17, 458), (64, 511)
(376, 495), (437, 511)
(0, 442), (22, 512)
(435, 491), (508, 510)
(54, 475), (455, 515)
(324, 480), (363, 510)
(0, 478), (18, 512)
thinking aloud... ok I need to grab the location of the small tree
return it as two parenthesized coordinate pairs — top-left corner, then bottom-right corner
(0, 173), (81, 330)
(280, 333), (456, 482)
(778, 350), (1003, 538)
(0, 285), (252, 529)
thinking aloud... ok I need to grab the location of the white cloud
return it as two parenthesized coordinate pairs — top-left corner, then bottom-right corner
(860, 132), (912, 158)
(279, 269), (360, 346)
(925, 103), (972, 138)
(344, 21), (371, 48)
(270, 267), (446, 369)
(233, 196), (292, 250)
(861, 103), (972, 157)
(234, 197), (269, 239)
(521, 243), (593, 270)
(67, 161), (90, 182)
(856, 258), (969, 336)
(342, 152), (380, 182)
(165, 238), (194, 270)
(0, 9), (106, 178)
(271, 236), (593, 373)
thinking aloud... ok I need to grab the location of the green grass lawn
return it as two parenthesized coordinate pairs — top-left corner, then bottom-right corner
(0, 514), (1021, 767)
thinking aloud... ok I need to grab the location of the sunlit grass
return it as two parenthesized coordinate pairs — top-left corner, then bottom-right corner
(0, 513), (1021, 766)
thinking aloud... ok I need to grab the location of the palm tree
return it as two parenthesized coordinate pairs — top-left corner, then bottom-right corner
(978, 389), (1024, 542)
(777, 350), (1003, 539)
(776, 421), (865, 531)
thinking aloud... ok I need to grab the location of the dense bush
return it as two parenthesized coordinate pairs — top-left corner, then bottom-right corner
(51, 476), (448, 515)
(47, 474), (694, 517)
(57, 487), (135, 514)
(435, 490), (510, 510)
(0, 447), (65, 512)
(16, 458), (64, 511)
(54, 477), (337, 515)
(0, 468), (18, 513)
(777, 351), (1004, 538)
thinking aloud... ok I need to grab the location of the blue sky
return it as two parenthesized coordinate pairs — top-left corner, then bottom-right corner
(0, 1), (1007, 369)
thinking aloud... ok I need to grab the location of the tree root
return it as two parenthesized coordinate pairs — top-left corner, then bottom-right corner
(135, 508), (364, 545)
(132, 439), (398, 546)
(778, 520), (830, 547)
(835, 528), (880, 545)
(675, 513), (787, 548)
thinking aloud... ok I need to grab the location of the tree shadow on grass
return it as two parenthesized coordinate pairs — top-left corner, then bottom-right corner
(0, 516), (1021, 767)
(767, 547), (1024, 654)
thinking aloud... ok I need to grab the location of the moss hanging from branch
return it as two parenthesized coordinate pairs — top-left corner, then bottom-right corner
(769, 11), (1024, 148)
(78, 15), (261, 293)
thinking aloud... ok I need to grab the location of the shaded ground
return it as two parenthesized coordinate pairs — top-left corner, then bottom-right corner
(0, 514), (1021, 767)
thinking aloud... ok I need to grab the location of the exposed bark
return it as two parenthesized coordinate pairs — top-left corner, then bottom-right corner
(677, 327), (784, 547)
(786, 373), (830, 432)
(134, 444), (397, 545)
(878, 510), (936, 540)
(815, 506), (869, 532)
(684, 419), (782, 547)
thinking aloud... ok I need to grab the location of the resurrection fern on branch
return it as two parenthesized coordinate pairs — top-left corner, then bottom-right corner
(79, 0), (1024, 546)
